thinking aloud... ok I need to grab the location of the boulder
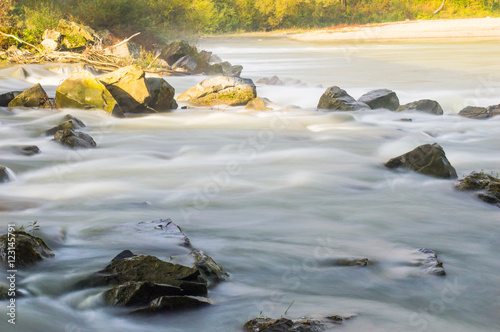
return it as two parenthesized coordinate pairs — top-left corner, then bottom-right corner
(104, 281), (184, 306)
(358, 89), (400, 111)
(245, 97), (272, 111)
(53, 129), (96, 149)
(209, 54), (222, 64)
(46, 116), (85, 136)
(317, 86), (369, 111)
(415, 248), (446, 276)
(57, 19), (96, 50)
(487, 104), (500, 117)
(99, 65), (177, 113)
(14, 145), (40, 156)
(56, 70), (123, 116)
(458, 106), (493, 119)
(456, 171), (500, 207)
(131, 295), (212, 314)
(0, 165), (13, 183)
(8, 84), (51, 108)
(43, 29), (62, 42)
(160, 40), (198, 66)
(41, 39), (59, 53)
(145, 76), (178, 111)
(384, 143), (457, 179)
(106, 42), (140, 59)
(178, 76), (256, 106)
(192, 250), (230, 286)
(225, 65), (243, 77)
(0, 91), (22, 107)
(0, 231), (54, 266)
(396, 99), (444, 115)
(172, 56), (198, 73)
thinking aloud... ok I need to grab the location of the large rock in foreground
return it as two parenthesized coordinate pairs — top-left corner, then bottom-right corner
(358, 89), (400, 111)
(56, 71), (123, 116)
(0, 231), (54, 266)
(317, 86), (369, 111)
(384, 143), (457, 179)
(178, 76), (256, 106)
(456, 171), (500, 207)
(99, 66), (177, 113)
(8, 84), (51, 108)
(397, 99), (444, 115)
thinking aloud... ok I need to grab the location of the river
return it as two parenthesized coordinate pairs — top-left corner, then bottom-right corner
(0, 37), (499, 332)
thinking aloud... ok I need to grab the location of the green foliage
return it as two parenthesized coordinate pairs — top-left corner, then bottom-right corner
(21, 2), (62, 44)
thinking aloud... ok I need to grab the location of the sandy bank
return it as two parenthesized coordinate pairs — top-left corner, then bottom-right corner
(290, 17), (500, 42)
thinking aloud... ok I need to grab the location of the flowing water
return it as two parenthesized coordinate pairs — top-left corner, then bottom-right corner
(0, 37), (499, 332)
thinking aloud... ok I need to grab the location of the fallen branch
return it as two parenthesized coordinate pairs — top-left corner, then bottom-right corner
(0, 31), (42, 53)
(105, 32), (141, 50)
(433, 0), (445, 14)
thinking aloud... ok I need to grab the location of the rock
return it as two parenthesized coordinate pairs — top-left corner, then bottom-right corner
(122, 218), (192, 248)
(0, 283), (9, 300)
(455, 171), (500, 207)
(487, 104), (500, 117)
(358, 89), (400, 111)
(178, 76), (257, 106)
(283, 78), (302, 86)
(106, 42), (140, 59)
(112, 250), (137, 262)
(0, 231), (54, 266)
(8, 84), (51, 108)
(0, 165), (13, 183)
(160, 40), (198, 66)
(209, 54), (222, 64)
(99, 65), (177, 113)
(41, 39), (59, 52)
(53, 129), (96, 149)
(0, 91), (22, 107)
(332, 258), (369, 267)
(396, 99), (444, 115)
(256, 77), (270, 84)
(56, 70), (123, 116)
(43, 29), (62, 42)
(225, 65), (243, 77)
(172, 56), (198, 73)
(268, 75), (282, 86)
(384, 143), (457, 179)
(104, 281), (185, 306)
(458, 106), (492, 119)
(145, 76), (178, 111)
(192, 250), (230, 286)
(414, 248), (446, 276)
(244, 317), (324, 332)
(86, 255), (203, 287)
(14, 145), (40, 156)
(45, 117), (85, 136)
(131, 295), (212, 314)
(245, 98), (272, 111)
(57, 19), (96, 50)
(317, 86), (369, 111)
(64, 114), (86, 127)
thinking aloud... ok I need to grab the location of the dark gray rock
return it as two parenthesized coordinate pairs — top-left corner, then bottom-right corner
(0, 91), (22, 107)
(14, 145), (40, 156)
(192, 249), (230, 286)
(46, 119), (85, 136)
(396, 99), (443, 115)
(317, 86), (369, 111)
(112, 250), (137, 262)
(160, 40), (199, 66)
(456, 171), (500, 207)
(53, 129), (96, 149)
(172, 56), (198, 73)
(0, 165), (13, 183)
(104, 281), (184, 306)
(358, 89), (400, 111)
(0, 231), (54, 266)
(384, 143), (457, 179)
(0, 283), (9, 300)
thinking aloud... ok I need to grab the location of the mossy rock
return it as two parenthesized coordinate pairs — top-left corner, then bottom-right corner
(178, 76), (256, 107)
(56, 71), (123, 116)
(385, 143), (457, 179)
(57, 19), (96, 50)
(8, 84), (51, 108)
(0, 231), (54, 266)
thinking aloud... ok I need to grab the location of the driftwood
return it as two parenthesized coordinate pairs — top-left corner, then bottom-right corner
(0, 31), (42, 53)
(433, 0), (445, 14)
(105, 32), (141, 50)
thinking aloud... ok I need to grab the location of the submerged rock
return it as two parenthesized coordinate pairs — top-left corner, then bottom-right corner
(458, 106), (496, 119)
(8, 84), (51, 108)
(0, 165), (13, 183)
(56, 71), (123, 116)
(317, 86), (369, 111)
(331, 258), (369, 267)
(358, 89), (400, 111)
(245, 97), (272, 111)
(131, 295), (212, 314)
(244, 315), (354, 332)
(456, 171), (500, 207)
(0, 231), (54, 266)
(384, 143), (457, 179)
(53, 129), (96, 149)
(178, 76), (256, 106)
(192, 250), (230, 286)
(14, 145), (40, 156)
(0, 91), (22, 107)
(414, 248), (446, 276)
(99, 66), (177, 113)
(396, 99), (444, 115)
